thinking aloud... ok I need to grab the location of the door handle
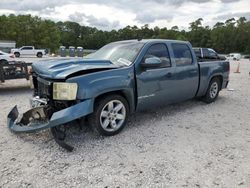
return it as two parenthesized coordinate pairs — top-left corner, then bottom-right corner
(190, 70), (197, 74)
(165, 72), (172, 78)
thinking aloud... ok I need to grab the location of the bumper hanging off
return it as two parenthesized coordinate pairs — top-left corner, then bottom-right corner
(7, 99), (94, 133)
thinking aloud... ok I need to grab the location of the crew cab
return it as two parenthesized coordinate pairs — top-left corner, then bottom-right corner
(193, 47), (226, 62)
(11, 46), (46, 58)
(7, 39), (230, 150)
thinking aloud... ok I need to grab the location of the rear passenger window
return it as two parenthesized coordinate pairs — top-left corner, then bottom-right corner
(172, 43), (193, 66)
(22, 47), (33, 50)
(144, 44), (171, 68)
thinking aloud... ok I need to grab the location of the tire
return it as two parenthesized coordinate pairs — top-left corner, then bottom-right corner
(0, 59), (8, 65)
(37, 53), (43, 58)
(88, 95), (129, 136)
(202, 77), (221, 103)
(14, 52), (20, 58)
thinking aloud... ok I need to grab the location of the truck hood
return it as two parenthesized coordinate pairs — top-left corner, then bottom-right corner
(11, 48), (19, 52)
(32, 58), (120, 79)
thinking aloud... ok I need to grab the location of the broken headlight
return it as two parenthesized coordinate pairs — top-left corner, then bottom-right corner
(53, 82), (78, 100)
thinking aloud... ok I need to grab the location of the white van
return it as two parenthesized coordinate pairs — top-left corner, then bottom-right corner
(226, 53), (241, 61)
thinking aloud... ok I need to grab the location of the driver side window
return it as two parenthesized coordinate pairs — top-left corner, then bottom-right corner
(144, 44), (171, 68)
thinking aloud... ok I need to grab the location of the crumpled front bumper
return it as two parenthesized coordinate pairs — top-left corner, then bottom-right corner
(7, 99), (93, 133)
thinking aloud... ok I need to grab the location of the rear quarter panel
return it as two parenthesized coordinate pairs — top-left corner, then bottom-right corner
(197, 60), (230, 97)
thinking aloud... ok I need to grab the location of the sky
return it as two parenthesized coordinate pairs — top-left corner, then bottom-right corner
(0, 0), (250, 30)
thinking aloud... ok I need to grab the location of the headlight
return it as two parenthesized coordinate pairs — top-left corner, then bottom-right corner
(53, 82), (78, 100)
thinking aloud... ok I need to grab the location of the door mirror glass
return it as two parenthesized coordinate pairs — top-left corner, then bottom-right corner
(141, 57), (162, 68)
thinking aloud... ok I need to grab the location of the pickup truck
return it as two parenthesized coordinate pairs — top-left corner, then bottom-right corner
(7, 39), (230, 151)
(11, 46), (46, 58)
(193, 47), (226, 62)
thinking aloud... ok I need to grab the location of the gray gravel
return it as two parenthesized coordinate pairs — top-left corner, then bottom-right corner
(0, 59), (250, 187)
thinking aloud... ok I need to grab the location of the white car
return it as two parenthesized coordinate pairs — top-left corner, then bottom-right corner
(0, 50), (15, 63)
(11, 46), (46, 58)
(226, 53), (241, 61)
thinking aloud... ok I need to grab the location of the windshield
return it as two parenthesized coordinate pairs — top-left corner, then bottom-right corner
(86, 42), (144, 66)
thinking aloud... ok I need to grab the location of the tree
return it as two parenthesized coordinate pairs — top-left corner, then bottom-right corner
(0, 14), (249, 54)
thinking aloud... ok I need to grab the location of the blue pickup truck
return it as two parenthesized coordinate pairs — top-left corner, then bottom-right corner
(7, 39), (230, 150)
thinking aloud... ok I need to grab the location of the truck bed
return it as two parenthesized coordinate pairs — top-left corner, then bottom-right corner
(197, 60), (230, 97)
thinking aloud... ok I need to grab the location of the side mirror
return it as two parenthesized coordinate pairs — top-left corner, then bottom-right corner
(141, 57), (162, 68)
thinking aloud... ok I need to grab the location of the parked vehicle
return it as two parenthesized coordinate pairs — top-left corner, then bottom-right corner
(242, 54), (250, 59)
(0, 50), (33, 83)
(7, 39), (230, 151)
(11, 46), (46, 58)
(0, 50), (15, 63)
(193, 47), (226, 61)
(0, 61), (31, 83)
(226, 53), (241, 61)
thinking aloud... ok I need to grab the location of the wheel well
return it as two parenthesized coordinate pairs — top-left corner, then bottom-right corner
(94, 90), (132, 112)
(37, 52), (42, 55)
(211, 75), (223, 90)
(0, 59), (8, 64)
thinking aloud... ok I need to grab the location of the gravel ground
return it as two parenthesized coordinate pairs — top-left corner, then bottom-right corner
(0, 59), (250, 188)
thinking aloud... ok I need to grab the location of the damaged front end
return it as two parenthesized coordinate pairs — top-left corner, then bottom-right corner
(7, 104), (49, 133)
(7, 97), (93, 151)
(7, 74), (93, 151)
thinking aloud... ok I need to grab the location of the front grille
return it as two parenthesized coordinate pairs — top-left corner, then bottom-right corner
(35, 77), (52, 98)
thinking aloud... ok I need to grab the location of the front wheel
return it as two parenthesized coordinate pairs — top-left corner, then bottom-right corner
(202, 78), (221, 103)
(88, 95), (129, 136)
(14, 52), (20, 58)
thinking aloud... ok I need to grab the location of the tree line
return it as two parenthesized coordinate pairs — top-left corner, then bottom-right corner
(0, 14), (249, 54)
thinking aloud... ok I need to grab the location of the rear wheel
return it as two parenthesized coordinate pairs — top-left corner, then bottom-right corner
(202, 78), (221, 103)
(37, 52), (43, 58)
(89, 95), (129, 136)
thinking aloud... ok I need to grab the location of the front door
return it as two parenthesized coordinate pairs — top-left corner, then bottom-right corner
(136, 43), (176, 111)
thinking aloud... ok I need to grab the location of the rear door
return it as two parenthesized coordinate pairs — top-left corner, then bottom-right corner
(170, 43), (199, 101)
(136, 43), (176, 111)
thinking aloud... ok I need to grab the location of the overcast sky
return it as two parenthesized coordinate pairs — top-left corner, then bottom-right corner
(0, 0), (249, 30)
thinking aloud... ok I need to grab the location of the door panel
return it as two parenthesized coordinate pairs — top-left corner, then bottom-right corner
(174, 65), (199, 101)
(136, 67), (176, 111)
(170, 43), (199, 101)
(135, 43), (177, 111)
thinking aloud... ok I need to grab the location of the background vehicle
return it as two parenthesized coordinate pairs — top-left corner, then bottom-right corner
(242, 55), (250, 59)
(0, 50), (31, 83)
(11, 46), (46, 58)
(0, 50), (15, 63)
(8, 39), (230, 150)
(226, 53), (241, 61)
(193, 47), (226, 61)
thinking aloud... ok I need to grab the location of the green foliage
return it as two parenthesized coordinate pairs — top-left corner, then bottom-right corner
(0, 15), (249, 54)
(0, 14), (60, 52)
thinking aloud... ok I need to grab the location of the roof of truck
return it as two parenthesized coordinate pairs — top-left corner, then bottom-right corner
(111, 39), (189, 44)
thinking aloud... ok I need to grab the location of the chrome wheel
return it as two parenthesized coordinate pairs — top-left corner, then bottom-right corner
(99, 100), (126, 132)
(210, 82), (218, 98)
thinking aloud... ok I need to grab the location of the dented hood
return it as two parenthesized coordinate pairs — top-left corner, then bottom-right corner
(32, 58), (120, 79)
